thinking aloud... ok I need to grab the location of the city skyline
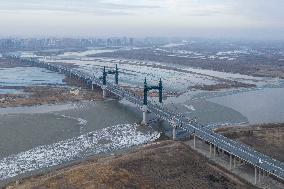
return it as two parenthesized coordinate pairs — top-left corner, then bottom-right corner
(0, 0), (284, 40)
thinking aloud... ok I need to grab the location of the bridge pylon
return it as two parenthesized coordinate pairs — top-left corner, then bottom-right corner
(98, 65), (119, 98)
(141, 78), (163, 125)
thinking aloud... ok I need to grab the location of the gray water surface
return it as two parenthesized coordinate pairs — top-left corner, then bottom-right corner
(0, 100), (161, 185)
(0, 100), (141, 158)
(209, 87), (284, 124)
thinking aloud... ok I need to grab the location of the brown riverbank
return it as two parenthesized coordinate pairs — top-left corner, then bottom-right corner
(0, 77), (103, 108)
(0, 58), (31, 68)
(0, 86), (102, 108)
(4, 141), (256, 189)
(216, 123), (284, 162)
(0, 57), (103, 107)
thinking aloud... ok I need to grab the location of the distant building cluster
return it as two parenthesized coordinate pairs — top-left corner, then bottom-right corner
(0, 37), (135, 51)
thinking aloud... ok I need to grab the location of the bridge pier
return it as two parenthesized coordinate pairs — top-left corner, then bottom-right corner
(259, 169), (261, 183)
(230, 154), (232, 169)
(102, 85), (107, 99)
(172, 125), (177, 141)
(213, 145), (216, 157)
(141, 105), (148, 125)
(254, 166), (258, 185)
(92, 81), (95, 91)
(209, 143), (212, 156)
(193, 134), (196, 149)
(238, 157), (242, 166)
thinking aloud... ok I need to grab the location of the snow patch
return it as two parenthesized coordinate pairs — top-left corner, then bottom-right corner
(60, 115), (88, 126)
(0, 124), (160, 181)
(184, 104), (196, 111)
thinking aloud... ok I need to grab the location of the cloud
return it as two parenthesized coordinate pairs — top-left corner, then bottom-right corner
(185, 5), (231, 17)
(0, 0), (160, 15)
(0, 0), (283, 39)
(221, 0), (284, 21)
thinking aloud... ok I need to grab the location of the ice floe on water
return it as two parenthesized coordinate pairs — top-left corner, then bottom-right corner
(58, 114), (88, 133)
(0, 124), (160, 181)
(59, 114), (88, 126)
(184, 104), (196, 111)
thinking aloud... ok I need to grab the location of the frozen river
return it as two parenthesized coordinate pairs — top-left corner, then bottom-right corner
(0, 101), (160, 184)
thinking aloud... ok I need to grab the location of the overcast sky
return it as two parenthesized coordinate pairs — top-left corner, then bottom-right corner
(0, 0), (283, 39)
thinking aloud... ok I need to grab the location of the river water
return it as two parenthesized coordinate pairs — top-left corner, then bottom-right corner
(0, 66), (66, 94)
(0, 63), (161, 184)
(208, 87), (284, 124)
(0, 100), (160, 184)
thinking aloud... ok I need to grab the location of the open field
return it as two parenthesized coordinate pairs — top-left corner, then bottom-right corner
(4, 141), (256, 189)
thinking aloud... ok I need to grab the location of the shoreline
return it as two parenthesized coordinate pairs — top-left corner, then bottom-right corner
(0, 57), (103, 108)
(3, 140), (256, 189)
(0, 122), (161, 186)
(0, 135), (159, 188)
(3, 123), (283, 188)
(0, 85), (103, 108)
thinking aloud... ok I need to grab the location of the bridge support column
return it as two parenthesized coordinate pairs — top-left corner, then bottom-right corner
(229, 154), (232, 169)
(238, 158), (242, 166)
(102, 85), (107, 99)
(141, 105), (148, 125)
(92, 81), (94, 91)
(173, 125), (177, 141)
(254, 166), (257, 185)
(209, 143), (212, 156)
(233, 156), (236, 168)
(213, 145), (216, 157)
(193, 134), (196, 149)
